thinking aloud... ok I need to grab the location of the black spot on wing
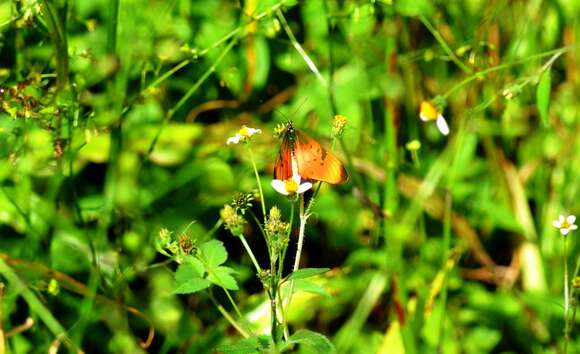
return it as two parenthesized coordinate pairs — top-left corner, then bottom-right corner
(320, 147), (327, 161)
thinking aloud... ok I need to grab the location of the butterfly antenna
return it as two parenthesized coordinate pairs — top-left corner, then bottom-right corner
(291, 97), (309, 121)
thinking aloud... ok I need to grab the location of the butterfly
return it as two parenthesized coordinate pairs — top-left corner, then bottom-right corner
(273, 121), (348, 185)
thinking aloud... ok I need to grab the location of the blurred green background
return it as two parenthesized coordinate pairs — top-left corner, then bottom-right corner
(0, 0), (579, 353)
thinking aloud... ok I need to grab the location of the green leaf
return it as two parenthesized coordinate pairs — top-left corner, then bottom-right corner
(200, 239), (228, 268)
(282, 330), (336, 354)
(172, 277), (210, 294)
(287, 268), (330, 281)
(175, 256), (205, 284)
(215, 336), (271, 354)
(208, 266), (239, 290)
(536, 69), (551, 126)
(294, 279), (331, 298)
(174, 257), (209, 294)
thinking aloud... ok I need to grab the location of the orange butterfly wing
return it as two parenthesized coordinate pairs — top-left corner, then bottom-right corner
(274, 135), (294, 181)
(294, 131), (348, 184)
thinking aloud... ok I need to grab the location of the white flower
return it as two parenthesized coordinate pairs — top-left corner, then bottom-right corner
(226, 125), (262, 145)
(419, 101), (449, 136)
(552, 215), (577, 235)
(271, 174), (312, 196)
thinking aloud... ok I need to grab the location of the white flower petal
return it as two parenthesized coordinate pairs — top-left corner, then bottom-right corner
(567, 215), (576, 224)
(292, 173), (301, 185)
(247, 127), (262, 136)
(436, 115), (449, 136)
(570, 224), (578, 230)
(419, 112), (430, 122)
(553, 220), (562, 228)
(271, 180), (289, 195)
(297, 182), (313, 194)
(559, 215), (566, 223)
(227, 135), (241, 145)
(561, 228), (570, 235)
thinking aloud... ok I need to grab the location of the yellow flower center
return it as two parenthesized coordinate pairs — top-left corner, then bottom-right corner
(405, 140), (421, 151)
(333, 115), (347, 126)
(239, 126), (250, 137)
(561, 220), (571, 229)
(284, 179), (299, 194)
(420, 101), (439, 121)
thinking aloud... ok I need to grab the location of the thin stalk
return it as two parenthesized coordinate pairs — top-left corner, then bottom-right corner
(207, 291), (250, 338)
(285, 195), (307, 309)
(437, 190), (452, 352)
(147, 35), (239, 156)
(106, 0), (119, 53)
(123, 0), (293, 115)
(278, 287), (290, 341)
(249, 210), (270, 254)
(40, 0), (69, 89)
(276, 9), (327, 87)
(224, 285), (243, 319)
(573, 254), (580, 281)
(139, 59), (189, 96)
(0, 283), (4, 354)
(202, 219), (224, 241)
(442, 46), (574, 99)
(277, 202), (295, 281)
(248, 146), (267, 218)
(197, 257), (245, 320)
(239, 234), (262, 274)
(563, 236), (570, 354)
(269, 254), (279, 345)
(419, 16), (471, 74)
(568, 255), (580, 351)
(278, 197), (295, 341)
(323, 0), (338, 113)
(0, 258), (79, 352)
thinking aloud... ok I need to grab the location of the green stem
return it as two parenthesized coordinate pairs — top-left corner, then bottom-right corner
(239, 234), (262, 274)
(248, 146), (267, 219)
(323, 0), (338, 113)
(207, 290), (250, 338)
(278, 197), (295, 341)
(0, 258), (79, 352)
(567, 254), (580, 352)
(276, 9), (327, 87)
(285, 195), (307, 309)
(203, 219), (224, 241)
(277, 202), (294, 281)
(40, 0), (69, 90)
(0, 282), (5, 354)
(563, 236), (570, 354)
(106, 0), (119, 54)
(147, 35), (239, 156)
(224, 284), (243, 319)
(419, 16), (471, 74)
(249, 210), (270, 252)
(270, 252), (279, 345)
(197, 257), (245, 321)
(437, 190), (452, 352)
(123, 0), (293, 116)
(442, 46), (574, 99)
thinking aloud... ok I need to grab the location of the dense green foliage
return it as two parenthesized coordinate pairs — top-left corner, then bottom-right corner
(0, 0), (579, 353)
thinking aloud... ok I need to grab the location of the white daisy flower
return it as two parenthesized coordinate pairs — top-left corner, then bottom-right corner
(552, 215), (577, 235)
(419, 101), (449, 136)
(271, 174), (312, 196)
(226, 125), (262, 145)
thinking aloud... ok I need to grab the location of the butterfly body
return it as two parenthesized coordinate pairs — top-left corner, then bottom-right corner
(274, 121), (348, 185)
